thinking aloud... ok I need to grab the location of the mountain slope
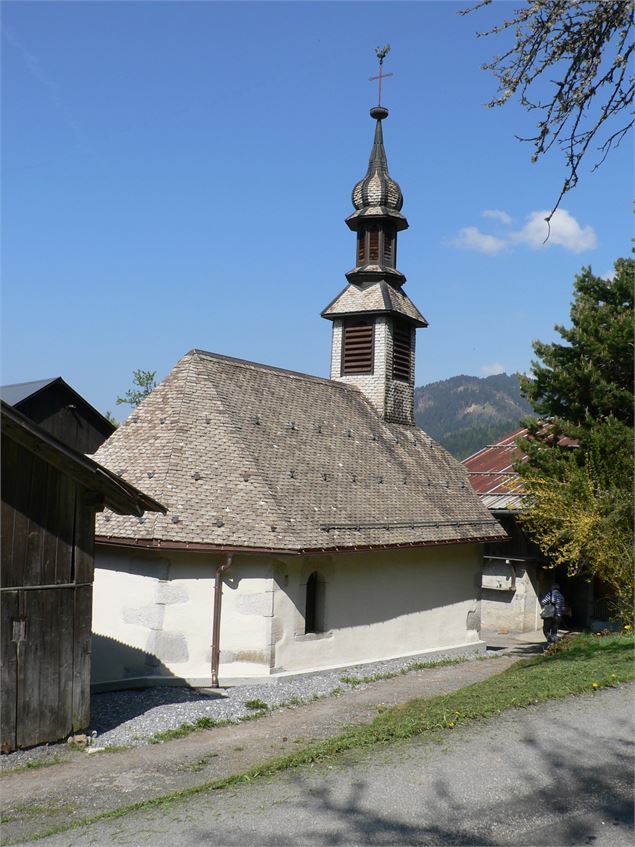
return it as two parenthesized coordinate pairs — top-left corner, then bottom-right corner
(414, 373), (533, 459)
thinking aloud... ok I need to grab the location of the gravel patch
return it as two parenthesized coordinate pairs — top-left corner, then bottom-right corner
(1, 647), (488, 771)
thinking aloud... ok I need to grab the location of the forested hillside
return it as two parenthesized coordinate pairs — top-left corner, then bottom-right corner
(414, 373), (533, 459)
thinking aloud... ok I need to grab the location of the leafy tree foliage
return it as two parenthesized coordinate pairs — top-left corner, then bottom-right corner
(516, 258), (634, 623)
(521, 257), (634, 429)
(104, 410), (119, 427)
(116, 369), (157, 408)
(463, 1), (634, 218)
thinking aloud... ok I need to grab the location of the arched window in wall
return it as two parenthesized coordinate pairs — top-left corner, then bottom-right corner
(305, 571), (326, 634)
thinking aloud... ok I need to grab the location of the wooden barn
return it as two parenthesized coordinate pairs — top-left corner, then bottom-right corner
(0, 376), (116, 454)
(1, 401), (164, 752)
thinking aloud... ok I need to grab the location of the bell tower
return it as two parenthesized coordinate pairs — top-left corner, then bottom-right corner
(321, 55), (427, 426)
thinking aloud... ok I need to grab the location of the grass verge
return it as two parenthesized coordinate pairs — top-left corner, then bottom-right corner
(149, 716), (233, 744)
(339, 656), (465, 687)
(12, 633), (634, 844)
(0, 756), (68, 778)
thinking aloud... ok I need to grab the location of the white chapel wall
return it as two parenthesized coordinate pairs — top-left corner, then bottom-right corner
(92, 548), (276, 688)
(271, 544), (484, 675)
(93, 544), (486, 688)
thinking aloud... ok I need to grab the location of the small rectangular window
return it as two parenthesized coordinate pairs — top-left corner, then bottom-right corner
(392, 321), (412, 381)
(342, 320), (374, 375)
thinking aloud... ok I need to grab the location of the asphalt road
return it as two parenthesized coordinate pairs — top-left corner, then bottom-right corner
(31, 686), (634, 847)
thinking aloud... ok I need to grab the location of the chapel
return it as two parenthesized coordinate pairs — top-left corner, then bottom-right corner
(90, 94), (506, 688)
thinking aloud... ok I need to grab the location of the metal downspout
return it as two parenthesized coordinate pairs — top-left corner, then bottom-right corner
(211, 553), (233, 688)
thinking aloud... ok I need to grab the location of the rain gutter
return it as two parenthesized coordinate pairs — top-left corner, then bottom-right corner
(211, 553), (233, 688)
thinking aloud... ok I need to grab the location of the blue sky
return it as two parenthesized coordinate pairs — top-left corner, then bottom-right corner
(2, 1), (631, 419)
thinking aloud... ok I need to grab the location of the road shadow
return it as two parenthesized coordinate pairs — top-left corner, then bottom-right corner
(186, 698), (634, 845)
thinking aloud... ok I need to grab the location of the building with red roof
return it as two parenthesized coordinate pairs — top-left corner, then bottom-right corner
(464, 429), (608, 633)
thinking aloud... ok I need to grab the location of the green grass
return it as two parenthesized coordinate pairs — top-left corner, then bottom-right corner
(11, 633), (634, 845)
(339, 656), (465, 687)
(149, 716), (232, 744)
(154, 659), (466, 744)
(0, 756), (68, 777)
(244, 699), (269, 711)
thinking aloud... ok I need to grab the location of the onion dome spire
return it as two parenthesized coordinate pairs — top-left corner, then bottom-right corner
(345, 100), (408, 289)
(351, 106), (404, 214)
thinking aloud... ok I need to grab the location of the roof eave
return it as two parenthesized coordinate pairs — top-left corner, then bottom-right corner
(95, 532), (507, 556)
(2, 401), (165, 517)
(321, 307), (427, 328)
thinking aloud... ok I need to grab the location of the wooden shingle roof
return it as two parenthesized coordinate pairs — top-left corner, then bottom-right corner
(93, 350), (505, 553)
(321, 280), (428, 326)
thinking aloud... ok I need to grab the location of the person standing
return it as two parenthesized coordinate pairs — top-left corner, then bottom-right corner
(541, 582), (565, 645)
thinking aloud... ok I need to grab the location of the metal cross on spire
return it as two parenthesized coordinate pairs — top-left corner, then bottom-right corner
(369, 45), (393, 107)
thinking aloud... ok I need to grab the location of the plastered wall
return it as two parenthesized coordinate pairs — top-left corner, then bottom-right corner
(92, 548), (276, 688)
(93, 543), (485, 688)
(480, 564), (542, 633)
(270, 544), (484, 675)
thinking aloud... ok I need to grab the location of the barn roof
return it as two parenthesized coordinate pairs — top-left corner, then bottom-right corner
(0, 378), (58, 406)
(2, 401), (165, 517)
(0, 376), (116, 433)
(92, 349), (505, 553)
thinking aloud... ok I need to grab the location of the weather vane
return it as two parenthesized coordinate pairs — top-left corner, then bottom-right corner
(369, 45), (393, 107)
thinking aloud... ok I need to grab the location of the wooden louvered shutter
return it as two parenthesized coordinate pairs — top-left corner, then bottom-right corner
(368, 229), (379, 262)
(383, 228), (395, 266)
(357, 232), (365, 264)
(342, 320), (374, 375)
(392, 320), (412, 382)
(383, 235), (392, 266)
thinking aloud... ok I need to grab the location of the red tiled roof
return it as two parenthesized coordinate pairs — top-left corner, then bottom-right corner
(463, 426), (579, 511)
(462, 428), (527, 496)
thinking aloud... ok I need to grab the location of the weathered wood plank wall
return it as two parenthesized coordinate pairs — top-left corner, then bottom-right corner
(16, 386), (113, 454)
(1, 435), (96, 753)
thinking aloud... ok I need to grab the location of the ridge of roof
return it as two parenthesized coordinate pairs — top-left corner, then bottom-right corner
(188, 349), (358, 392)
(138, 351), (197, 540)
(0, 377), (58, 406)
(0, 376), (116, 432)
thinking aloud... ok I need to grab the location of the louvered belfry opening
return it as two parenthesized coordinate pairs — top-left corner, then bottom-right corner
(357, 231), (365, 264)
(392, 320), (412, 381)
(368, 228), (380, 262)
(342, 319), (374, 375)
(383, 227), (395, 267)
